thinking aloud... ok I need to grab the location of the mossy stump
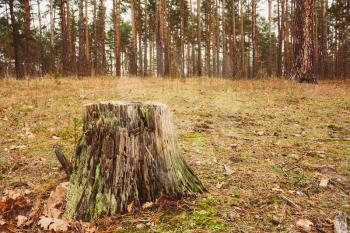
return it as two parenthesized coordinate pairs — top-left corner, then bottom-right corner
(66, 101), (205, 220)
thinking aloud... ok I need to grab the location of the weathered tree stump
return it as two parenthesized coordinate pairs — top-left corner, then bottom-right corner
(65, 101), (205, 220)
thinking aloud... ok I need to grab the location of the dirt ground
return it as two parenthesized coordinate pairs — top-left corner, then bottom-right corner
(0, 77), (349, 232)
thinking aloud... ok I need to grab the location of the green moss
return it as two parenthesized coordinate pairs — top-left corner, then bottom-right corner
(139, 106), (150, 125)
(95, 191), (107, 216)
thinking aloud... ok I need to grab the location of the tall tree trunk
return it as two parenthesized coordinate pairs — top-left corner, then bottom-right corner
(37, 0), (44, 77)
(59, 0), (68, 76)
(197, 0), (202, 76)
(8, 0), (24, 79)
(190, 0), (196, 76)
(320, 0), (328, 78)
(78, 0), (86, 77)
(96, 0), (106, 75)
(205, 1), (211, 76)
(277, 0), (284, 76)
(231, 0), (236, 78)
(180, 0), (185, 77)
(215, 0), (220, 76)
(130, 0), (138, 75)
(252, 0), (257, 78)
(137, 0), (143, 76)
(93, 0), (98, 75)
(24, 0), (32, 76)
(143, 0), (148, 76)
(284, 0), (290, 75)
(313, 0), (318, 77)
(240, 0), (245, 78)
(50, 0), (55, 73)
(156, 0), (163, 76)
(66, 0), (73, 74)
(114, 0), (121, 76)
(222, 0), (227, 77)
(85, 0), (91, 75)
(290, 0), (316, 83)
(268, 0), (272, 76)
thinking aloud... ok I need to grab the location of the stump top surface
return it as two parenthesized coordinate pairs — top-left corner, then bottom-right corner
(85, 100), (168, 108)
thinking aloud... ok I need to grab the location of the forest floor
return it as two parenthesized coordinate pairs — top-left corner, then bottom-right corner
(0, 77), (350, 233)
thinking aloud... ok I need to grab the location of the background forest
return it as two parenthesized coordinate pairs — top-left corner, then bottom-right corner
(0, 0), (349, 80)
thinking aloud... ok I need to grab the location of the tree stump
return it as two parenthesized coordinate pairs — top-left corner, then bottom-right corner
(65, 101), (205, 220)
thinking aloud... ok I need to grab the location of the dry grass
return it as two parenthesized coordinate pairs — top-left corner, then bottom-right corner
(0, 77), (350, 232)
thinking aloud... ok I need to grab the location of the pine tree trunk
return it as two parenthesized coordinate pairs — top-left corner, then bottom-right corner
(66, 101), (205, 220)
(50, 0), (55, 73)
(290, 0), (316, 83)
(8, 0), (24, 79)
(320, 0), (328, 78)
(78, 0), (86, 77)
(37, 0), (44, 77)
(24, 0), (32, 76)
(130, 0), (138, 75)
(277, 0), (284, 77)
(251, 0), (257, 78)
(268, 0), (272, 76)
(59, 0), (68, 76)
(197, 0), (202, 76)
(239, 0), (245, 78)
(114, 0), (121, 76)
(231, 0), (236, 78)
(85, 0), (91, 75)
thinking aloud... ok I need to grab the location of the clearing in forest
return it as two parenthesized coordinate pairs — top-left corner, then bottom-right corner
(0, 77), (349, 232)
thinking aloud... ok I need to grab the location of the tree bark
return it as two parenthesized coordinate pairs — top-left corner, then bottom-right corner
(78, 0), (86, 77)
(37, 0), (44, 77)
(114, 0), (121, 76)
(8, 0), (24, 79)
(24, 0), (33, 76)
(290, 0), (316, 83)
(130, 0), (138, 75)
(268, 0), (272, 76)
(50, 0), (55, 73)
(320, 0), (328, 78)
(65, 101), (205, 220)
(252, 0), (257, 78)
(240, 0), (245, 78)
(197, 0), (202, 76)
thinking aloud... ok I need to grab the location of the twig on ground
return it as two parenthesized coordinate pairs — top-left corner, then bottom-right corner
(280, 195), (301, 210)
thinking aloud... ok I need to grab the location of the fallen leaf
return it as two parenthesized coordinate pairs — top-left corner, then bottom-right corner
(319, 177), (329, 188)
(0, 221), (16, 233)
(0, 196), (27, 213)
(127, 202), (134, 213)
(38, 216), (53, 230)
(141, 202), (153, 210)
(16, 215), (28, 226)
(49, 218), (70, 232)
(38, 216), (70, 232)
(52, 135), (60, 140)
(296, 219), (313, 231)
(223, 165), (234, 175)
(256, 131), (264, 136)
(216, 182), (225, 189)
(45, 182), (69, 218)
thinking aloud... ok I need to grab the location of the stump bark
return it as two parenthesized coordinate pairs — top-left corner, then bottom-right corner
(65, 101), (205, 220)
